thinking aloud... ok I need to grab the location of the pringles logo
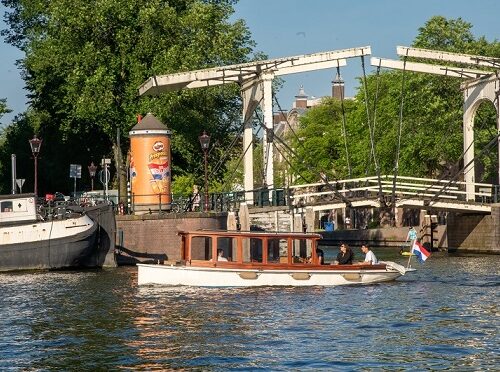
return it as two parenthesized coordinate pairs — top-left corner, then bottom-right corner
(149, 151), (168, 162)
(152, 141), (164, 152)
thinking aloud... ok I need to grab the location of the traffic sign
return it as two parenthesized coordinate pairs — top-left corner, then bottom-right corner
(70, 164), (82, 179)
(16, 178), (25, 193)
(99, 169), (111, 185)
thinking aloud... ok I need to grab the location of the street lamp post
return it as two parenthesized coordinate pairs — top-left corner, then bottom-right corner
(29, 135), (42, 196)
(199, 131), (210, 212)
(88, 162), (97, 191)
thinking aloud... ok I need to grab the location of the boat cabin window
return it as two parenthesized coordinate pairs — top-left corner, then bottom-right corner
(273, 238), (310, 264)
(268, 238), (285, 263)
(190, 236), (212, 260)
(1, 201), (13, 212)
(216, 237), (235, 261)
(293, 238), (309, 262)
(238, 237), (263, 263)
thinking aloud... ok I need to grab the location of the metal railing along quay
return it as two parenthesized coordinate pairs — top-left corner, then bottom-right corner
(64, 175), (499, 215)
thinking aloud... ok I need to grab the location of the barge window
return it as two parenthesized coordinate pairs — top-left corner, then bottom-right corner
(217, 237), (235, 261)
(191, 236), (212, 260)
(1, 201), (13, 212)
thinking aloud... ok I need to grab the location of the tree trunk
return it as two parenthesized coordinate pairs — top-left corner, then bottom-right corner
(112, 141), (127, 205)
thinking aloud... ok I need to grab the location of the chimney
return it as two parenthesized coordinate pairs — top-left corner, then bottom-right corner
(294, 85), (308, 109)
(332, 73), (345, 100)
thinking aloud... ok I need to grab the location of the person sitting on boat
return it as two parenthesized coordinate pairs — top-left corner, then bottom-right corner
(217, 249), (228, 262)
(360, 244), (378, 265)
(334, 243), (353, 265)
(303, 248), (324, 264)
(316, 248), (325, 264)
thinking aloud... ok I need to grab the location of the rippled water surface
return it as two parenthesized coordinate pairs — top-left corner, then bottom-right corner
(0, 250), (498, 370)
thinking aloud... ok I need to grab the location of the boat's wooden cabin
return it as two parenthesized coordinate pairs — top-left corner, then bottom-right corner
(179, 230), (323, 268)
(0, 194), (37, 225)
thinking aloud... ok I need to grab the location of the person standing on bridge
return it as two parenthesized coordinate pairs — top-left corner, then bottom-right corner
(345, 216), (351, 229)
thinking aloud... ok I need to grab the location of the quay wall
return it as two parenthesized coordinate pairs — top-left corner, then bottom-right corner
(319, 207), (500, 254)
(116, 212), (227, 264)
(319, 226), (445, 249)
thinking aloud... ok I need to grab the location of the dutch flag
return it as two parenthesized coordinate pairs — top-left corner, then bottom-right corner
(411, 241), (431, 263)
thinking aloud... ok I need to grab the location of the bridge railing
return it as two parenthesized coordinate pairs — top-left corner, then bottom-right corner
(288, 175), (498, 208)
(98, 176), (499, 215)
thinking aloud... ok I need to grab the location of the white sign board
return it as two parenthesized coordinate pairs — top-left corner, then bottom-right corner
(16, 178), (25, 189)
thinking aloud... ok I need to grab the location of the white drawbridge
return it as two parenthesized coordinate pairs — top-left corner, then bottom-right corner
(139, 47), (372, 203)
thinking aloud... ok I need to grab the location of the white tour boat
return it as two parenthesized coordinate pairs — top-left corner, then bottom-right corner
(137, 230), (411, 287)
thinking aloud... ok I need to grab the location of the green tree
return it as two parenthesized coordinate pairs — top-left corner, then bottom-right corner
(1, 0), (255, 195)
(289, 97), (357, 183)
(0, 99), (10, 122)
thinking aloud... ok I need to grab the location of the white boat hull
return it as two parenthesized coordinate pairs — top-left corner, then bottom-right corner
(137, 262), (406, 287)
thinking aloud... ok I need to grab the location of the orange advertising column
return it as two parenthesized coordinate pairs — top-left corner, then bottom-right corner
(129, 113), (172, 213)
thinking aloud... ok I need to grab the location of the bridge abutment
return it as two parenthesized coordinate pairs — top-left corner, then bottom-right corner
(446, 204), (500, 253)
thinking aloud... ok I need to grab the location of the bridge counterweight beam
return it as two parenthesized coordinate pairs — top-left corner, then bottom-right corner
(262, 73), (274, 191)
(463, 100), (475, 201)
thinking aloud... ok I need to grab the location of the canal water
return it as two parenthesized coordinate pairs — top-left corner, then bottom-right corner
(0, 249), (498, 370)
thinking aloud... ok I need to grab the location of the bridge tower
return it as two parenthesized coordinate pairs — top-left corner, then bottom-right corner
(462, 74), (500, 199)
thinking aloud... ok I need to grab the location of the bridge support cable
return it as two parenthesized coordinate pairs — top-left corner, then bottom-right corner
(393, 137), (476, 206)
(273, 93), (356, 197)
(428, 132), (500, 203)
(253, 109), (309, 183)
(208, 117), (248, 178)
(273, 142), (312, 185)
(337, 64), (352, 178)
(274, 88), (355, 204)
(254, 114), (353, 207)
(361, 55), (385, 204)
(273, 94), (305, 147)
(263, 124), (273, 187)
(393, 132), (497, 207)
(180, 113), (247, 211)
(365, 63), (382, 175)
(391, 53), (408, 210)
(200, 96), (262, 201)
(253, 109), (272, 187)
(219, 121), (265, 194)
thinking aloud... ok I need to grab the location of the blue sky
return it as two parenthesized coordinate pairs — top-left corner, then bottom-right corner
(1, 0), (499, 126)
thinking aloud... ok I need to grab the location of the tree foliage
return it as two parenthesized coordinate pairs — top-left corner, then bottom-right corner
(0, 0), (255, 194)
(0, 98), (10, 121)
(289, 97), (357, 182)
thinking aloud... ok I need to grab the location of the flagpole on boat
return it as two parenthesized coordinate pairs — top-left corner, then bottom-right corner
(406, 239), (414, 269)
